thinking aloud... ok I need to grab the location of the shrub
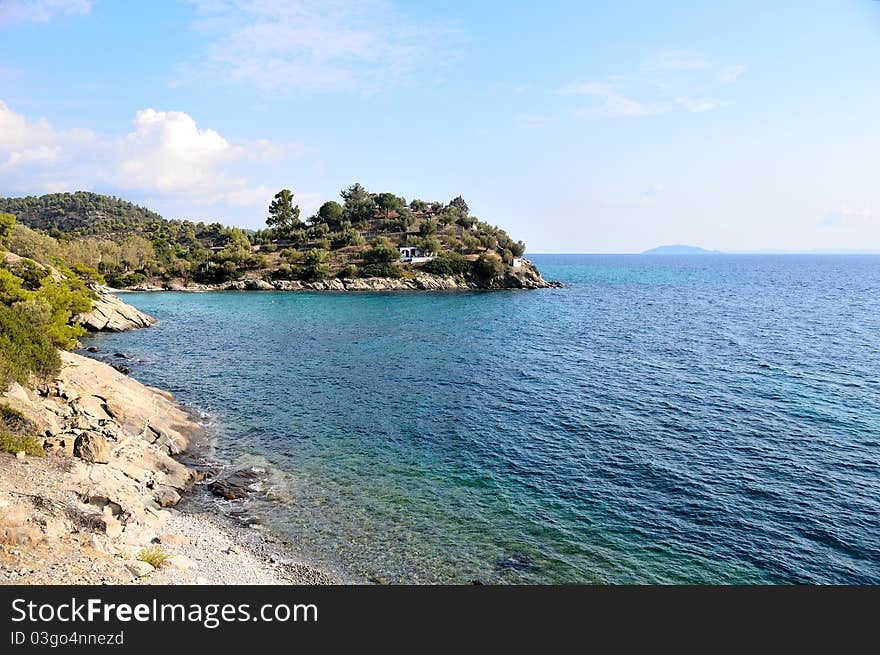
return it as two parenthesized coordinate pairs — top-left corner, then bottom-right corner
(338, 264), (358, 279)
(0, 432), (43, 456)
(363, 237), (399, 265)
(424, 251), (469, 276)
(105, 271), (146, 288)
(473, 252), (505, 281)
(0, 303), (62, 389)
(137, 546), (168, 568)
(360, 262), (402, 278)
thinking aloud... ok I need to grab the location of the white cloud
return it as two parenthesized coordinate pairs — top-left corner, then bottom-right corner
(0, 100), (303, 218)
(0, 100), (94, 172)
(675, 96), (726, 113)
(0, 0), (92, 25)
(177, 0), (458, 93)
(559, 82), (663, 117)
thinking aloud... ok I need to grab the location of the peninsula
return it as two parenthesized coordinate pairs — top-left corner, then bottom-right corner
(0, 187), (558, 292)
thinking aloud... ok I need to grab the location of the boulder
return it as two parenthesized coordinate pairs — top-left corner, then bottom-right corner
(74, 433), (110, 463)
(76, 286), (156, 332)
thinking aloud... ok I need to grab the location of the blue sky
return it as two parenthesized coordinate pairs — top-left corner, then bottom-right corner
(1, 0), (879, 252)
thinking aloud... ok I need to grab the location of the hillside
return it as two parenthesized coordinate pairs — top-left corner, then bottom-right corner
(0, 192), (164, 237)
(0, 186), (555, 290)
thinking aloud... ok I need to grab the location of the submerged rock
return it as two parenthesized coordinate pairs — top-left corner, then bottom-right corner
(495, 552), (534, 571)
(208, 467), (267, 501)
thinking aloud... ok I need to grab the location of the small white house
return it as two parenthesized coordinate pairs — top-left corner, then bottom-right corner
(512, 257), (524, 268)
(399, 246), (423, 260)
(399, 246), (436, 264)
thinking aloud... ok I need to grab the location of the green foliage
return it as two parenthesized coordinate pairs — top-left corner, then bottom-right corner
(137, 546), (168, 569)
(316, 201), (344, 229)
(0, 185), (530, 288)
(340, 183), (376, 224)
(299, 248), (329, 281)
(363, 237), (399, 265)
(0, 303), (62, 389)
(332, 228), (365, 248)
(0, 432), (44, 457)
(5, 224), (61, 264)
(376, 192), (404, 217)
(423, 251), (469, 276)
(360, 262), (402, 278)
(449, 196), (469, 214)
(0, 213), (15, 244)
(0, 192), (163, 236)
(266, 189), (302, 236)
(474, 252), (506, 281)
(338, 264), (358, 278)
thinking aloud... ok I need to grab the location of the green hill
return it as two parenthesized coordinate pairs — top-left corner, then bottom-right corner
(0, 185), (544, 289)
(0, 192), (164, 237)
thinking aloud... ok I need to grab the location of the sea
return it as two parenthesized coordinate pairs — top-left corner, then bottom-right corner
(84, 254), (880, 584)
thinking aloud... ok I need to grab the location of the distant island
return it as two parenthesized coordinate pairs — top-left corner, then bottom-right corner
(641, 244), (721, 255)
(0, 188), (558, 291)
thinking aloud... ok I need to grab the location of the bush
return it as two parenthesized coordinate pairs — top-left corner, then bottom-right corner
(360, 262), (402, 278)
(0, 303), (62, 389)
(137, 546), (168, 568)
(424, 251), (469, 276)
(473, 252), (505, 281)
(105, 271), (146, 288)
(0, 432), (43, 456)
(338, 264), (358, 279)
(363, 238), (399, 265)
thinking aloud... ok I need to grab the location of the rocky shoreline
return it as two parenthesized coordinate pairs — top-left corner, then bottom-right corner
(119, 260), (561, 293)
(0, 290), (339, 585)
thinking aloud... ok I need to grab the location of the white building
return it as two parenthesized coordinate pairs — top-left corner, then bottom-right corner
(512, 257), (524, 268)
(399, 246), (436, 264)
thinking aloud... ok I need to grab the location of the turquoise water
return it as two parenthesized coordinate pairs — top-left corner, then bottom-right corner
(86, 255), (880, 584)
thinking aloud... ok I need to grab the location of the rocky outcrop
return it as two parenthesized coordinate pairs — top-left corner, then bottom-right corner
(126, 263), (560, 293)
(76, 286), (157, 331)
(0, 351), (204, 543)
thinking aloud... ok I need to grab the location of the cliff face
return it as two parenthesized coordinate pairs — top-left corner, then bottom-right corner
(76, 286), (156, 331)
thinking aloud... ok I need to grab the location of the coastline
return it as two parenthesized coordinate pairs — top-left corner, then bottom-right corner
(0, 291), (342, 584)
(114, 259), (561, 293)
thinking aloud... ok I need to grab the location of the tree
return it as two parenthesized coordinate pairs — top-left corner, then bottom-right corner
(316, 201), (343, 229)
(420, 236), (441, 255)
(449, 196), (469, 215)
(375, 192), (403, 218)
(267, 189), (302, 237)
(340, 183), (376, 224)
(419, 220), (437, 237)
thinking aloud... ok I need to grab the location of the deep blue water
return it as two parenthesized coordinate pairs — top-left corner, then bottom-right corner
(87, 255), (880, 584)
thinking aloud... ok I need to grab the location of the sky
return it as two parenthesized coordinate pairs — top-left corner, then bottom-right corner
(1, 0), (879, 253)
